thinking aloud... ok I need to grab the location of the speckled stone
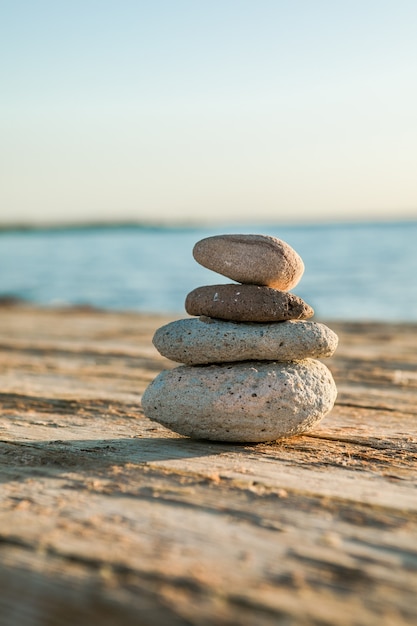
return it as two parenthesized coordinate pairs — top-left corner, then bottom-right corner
(141, 359), (337, 442)
(185, 284), (314, 322)
(152, 317), (338, 365)
(193, 234), (305, 290)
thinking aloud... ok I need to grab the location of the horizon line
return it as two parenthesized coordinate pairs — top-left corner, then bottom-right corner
(1, 214), (417, 234)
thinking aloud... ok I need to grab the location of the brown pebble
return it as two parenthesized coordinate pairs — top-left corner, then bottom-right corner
(185, 284), (314, 322)
(193, 234), (305, 290)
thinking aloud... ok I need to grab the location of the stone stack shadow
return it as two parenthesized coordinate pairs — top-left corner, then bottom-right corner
(142, 234), (338, 442)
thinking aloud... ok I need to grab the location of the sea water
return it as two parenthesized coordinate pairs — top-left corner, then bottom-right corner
(1, 220), (416, 321)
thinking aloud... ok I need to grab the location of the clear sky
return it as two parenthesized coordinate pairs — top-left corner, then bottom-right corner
(1, 0), (416, 225)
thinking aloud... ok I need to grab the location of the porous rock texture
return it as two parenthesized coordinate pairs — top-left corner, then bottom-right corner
(141, 359), (337, 442)
(193, 234), (305, 291)
(153, 317), (338, 365)
(185, 284), (314, 322)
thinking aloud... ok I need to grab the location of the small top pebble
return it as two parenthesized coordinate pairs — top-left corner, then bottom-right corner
(193, 234), (305, 291)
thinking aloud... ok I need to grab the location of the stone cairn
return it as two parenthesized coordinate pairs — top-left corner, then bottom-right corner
(142, 234), (338, 442)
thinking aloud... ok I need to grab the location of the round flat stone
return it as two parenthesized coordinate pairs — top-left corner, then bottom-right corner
(142, 359), (337, 442)
(153, 317), (338, 364)
(185, 284), (314, 322)
(193, 234), (305, 290)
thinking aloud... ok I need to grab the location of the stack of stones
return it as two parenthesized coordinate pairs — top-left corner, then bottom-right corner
(142, 234), (338, 442)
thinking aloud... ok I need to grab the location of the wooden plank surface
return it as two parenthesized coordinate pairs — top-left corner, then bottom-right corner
(0, 305), (416, 626)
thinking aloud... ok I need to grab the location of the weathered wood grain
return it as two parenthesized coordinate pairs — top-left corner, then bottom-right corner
(0, 305), (416, 626)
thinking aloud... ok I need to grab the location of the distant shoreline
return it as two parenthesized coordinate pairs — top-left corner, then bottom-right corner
(0, 220), (200, 234)
(1, 299), (417, 329)
(1, 216), (416, 234)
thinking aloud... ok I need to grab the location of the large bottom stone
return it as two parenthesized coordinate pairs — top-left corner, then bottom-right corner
(142, 359), (337, 442)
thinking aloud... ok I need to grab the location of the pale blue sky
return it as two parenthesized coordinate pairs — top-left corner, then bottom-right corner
(1, 0), (416, 225)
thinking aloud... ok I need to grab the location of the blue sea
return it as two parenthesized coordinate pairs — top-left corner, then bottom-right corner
(1, 220), (417, 322)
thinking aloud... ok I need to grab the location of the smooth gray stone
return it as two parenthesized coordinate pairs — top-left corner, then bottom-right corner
(153, 317), (338, 364)
(185, 284), (314, 322)
(141, 359), (337, 442)
(193, 234), (305, 290)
